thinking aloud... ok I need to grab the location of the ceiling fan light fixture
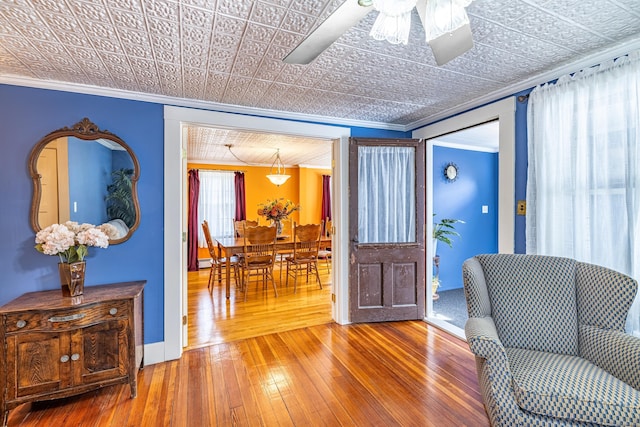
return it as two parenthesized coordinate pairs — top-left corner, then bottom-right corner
(266, 149), (291, 186)
(422, 0), (472, 42)
(370, 0), (418, 45)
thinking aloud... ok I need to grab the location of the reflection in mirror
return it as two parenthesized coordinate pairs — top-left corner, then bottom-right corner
(30, 118), (140, 244)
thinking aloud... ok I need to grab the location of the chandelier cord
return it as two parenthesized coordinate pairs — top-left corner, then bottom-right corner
(225, 144), (254, 165)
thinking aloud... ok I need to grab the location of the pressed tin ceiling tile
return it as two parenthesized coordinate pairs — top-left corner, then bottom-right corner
(0, 0), (639, 165)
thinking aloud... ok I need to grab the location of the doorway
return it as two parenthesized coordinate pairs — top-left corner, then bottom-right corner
(413, 97), (516, 340)
(429, 122), (499, 331)
(185, 128), (334, 348)
(163, 106), (351, 359)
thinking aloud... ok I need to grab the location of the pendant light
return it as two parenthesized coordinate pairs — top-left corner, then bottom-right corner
(266, 149), (290, 186)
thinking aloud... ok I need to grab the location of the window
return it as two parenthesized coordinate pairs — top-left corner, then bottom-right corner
(197, 171), (235, 246)
(527, 53), (640, 335)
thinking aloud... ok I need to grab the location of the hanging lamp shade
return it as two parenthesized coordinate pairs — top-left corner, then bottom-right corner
(369, 0), (417, 45)
(266, 149), (290, 186)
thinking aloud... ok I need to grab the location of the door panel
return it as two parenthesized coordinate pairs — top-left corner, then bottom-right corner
(78, 320), (128, 385)
(349, 138), (426, 323)
(12, 332), (70, 397)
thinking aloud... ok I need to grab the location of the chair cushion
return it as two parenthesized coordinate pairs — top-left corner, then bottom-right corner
(476, 254), (579, 355)
(507, 347), (640, 426)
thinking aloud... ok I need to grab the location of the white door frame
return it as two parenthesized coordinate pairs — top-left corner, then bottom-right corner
(163, 105), (351, 360)
(412, 97), (516, 338)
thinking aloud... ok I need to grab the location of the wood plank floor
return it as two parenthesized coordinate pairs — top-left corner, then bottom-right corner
(8, 321), (489, 426)
(187, 264), (333, 348)
(7, 265), (490, 426)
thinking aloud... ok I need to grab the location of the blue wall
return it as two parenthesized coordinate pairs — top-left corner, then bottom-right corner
(433, 146), (499, 291)
(514, 90), (532, 253)
(0, 84), (165, 344)
(0, 83), (413, 347)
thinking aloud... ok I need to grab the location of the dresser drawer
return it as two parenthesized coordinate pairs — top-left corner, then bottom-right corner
(3, 300), (130, 333)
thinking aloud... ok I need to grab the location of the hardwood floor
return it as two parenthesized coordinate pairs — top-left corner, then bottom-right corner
(6, 266), (490, 426)
(7, 321), (489, 426)
(187, 264), (333, 348)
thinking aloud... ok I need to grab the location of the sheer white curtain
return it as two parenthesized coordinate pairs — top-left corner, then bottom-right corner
(198, 171), (235, 247)
(358, 146), (416, 243)
(526, 51), (640, 335)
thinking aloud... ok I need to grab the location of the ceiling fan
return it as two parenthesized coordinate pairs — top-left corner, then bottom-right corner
(283, 0), (474, 66)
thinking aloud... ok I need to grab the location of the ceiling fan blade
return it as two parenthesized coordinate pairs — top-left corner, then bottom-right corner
(428, 22), (474, 66)
(283, 0), (373, 65)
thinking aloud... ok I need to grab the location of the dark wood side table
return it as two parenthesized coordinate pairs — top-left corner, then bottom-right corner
(0, 281), (145, 426)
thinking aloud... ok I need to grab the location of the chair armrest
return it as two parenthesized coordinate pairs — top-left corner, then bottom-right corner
(465, 316), (508, 365)
(580, 324), (640, 390)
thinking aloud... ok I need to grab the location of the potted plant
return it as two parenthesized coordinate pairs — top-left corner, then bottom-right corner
(105, 168), (136, 228)
(433, 215), (464, 255)
(432, 215), (464, 299)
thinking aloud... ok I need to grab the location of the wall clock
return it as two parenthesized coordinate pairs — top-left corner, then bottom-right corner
(444, 162), (458, 182)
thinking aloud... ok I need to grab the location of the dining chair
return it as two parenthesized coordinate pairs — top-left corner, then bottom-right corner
(234, 219), (258, 237)
(239, 225), (278, 301)
(285, 223), (323, 293)
(317, 218), (332, 273)
(202, 220), (239, 294)
(276, 217), (293, 281)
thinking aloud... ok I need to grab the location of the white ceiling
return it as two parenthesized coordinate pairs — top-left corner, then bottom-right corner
(1, 0), (639, 166)
(186, 125), (333, 167)
(433, 120), (499, 151)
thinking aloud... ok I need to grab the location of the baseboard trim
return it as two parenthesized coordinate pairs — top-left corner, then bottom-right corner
(143, 342), (168, 366)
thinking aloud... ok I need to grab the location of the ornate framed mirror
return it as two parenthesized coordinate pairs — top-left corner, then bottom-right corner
(29, 118), (141, 244)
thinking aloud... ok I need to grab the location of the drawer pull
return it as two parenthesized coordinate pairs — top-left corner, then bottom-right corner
(16, 320), (26, 329)
(60, 355), (70, 363)
(109, 308), (118, 316)
(71, 353), (80, 361)
(48, 313), (86, 323)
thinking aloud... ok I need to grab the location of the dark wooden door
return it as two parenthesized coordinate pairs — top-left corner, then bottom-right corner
(349, 138), (426, 323)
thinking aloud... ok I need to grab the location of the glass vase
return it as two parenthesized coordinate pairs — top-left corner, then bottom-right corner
(272, 219), (283, 236)
(58, 261), (86, 297)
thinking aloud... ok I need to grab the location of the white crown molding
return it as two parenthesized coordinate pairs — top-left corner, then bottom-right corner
(432, 140), (498, 153)
(0, 74), (405, 132)
(298, 164), (331, 170)
(407, 38), (640, 130)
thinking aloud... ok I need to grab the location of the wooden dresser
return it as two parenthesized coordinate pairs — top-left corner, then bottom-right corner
(0, 281), (145, 425)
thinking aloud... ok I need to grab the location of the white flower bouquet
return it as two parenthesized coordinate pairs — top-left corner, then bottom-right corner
(35, 221), (115, 263)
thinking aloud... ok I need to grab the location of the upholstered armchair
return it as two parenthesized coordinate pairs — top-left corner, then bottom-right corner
(463, 254), (640, 426)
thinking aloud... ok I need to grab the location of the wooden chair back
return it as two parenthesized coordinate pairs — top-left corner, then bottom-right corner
(235, 219), (258, 237)
(322, 217), (332, 238)
(291, 223), (322, 261)
(243, 225), (277, 267)
(202, 220), (220, 262)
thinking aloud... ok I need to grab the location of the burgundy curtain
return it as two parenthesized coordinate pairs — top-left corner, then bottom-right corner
(187, 169), (200, 271)
(234, 172), (246, 221)
(321, 174), (331, 221)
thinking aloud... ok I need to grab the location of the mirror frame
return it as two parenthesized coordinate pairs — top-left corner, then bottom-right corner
(29, 118), (141, 245)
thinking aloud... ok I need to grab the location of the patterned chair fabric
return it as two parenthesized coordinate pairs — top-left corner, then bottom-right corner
(463, 254), (640, 426)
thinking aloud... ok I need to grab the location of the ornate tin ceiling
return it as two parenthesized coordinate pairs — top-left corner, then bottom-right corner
(2, 0), (640, 127)
(1, 0), (639, 166)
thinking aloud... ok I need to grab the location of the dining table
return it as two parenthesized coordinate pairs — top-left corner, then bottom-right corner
(214, 234), (331, 299)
